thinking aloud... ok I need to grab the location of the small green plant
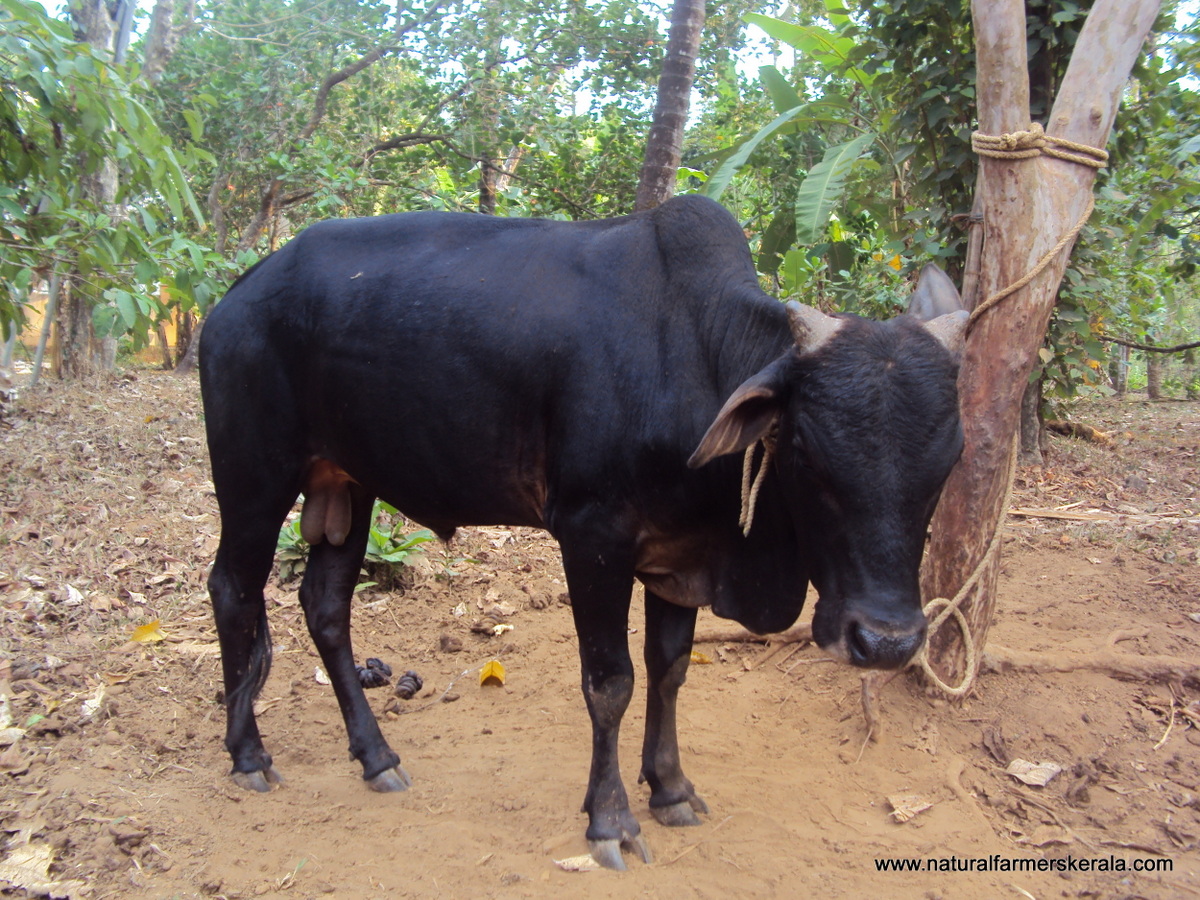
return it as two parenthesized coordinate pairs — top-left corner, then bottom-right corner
(275, 500), (435, 585)
(365, 501), (436, 567)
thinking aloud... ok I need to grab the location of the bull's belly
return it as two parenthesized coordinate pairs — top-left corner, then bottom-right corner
(299, 456), (547, 544)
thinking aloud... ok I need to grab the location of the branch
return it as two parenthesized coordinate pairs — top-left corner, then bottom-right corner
(297, 46), (393, 142)
(366, 132), (450, 156)
(1097, 335), (1200, 353)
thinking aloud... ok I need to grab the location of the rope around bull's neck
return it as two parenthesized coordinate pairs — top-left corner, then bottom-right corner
(736, 122), (1106, 696)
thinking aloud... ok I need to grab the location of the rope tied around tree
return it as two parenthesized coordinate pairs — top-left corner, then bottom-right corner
(909, 433), (1020, 697)
(967, 123), (1107, 332)
(971, 122), (1108, 169)
(912, 124), (1108, 696)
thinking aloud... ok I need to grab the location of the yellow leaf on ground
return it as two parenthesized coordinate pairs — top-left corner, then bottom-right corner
(690, 649), (712, 665)
(131, 620), (165, 643)
(479, 660), (506, 687)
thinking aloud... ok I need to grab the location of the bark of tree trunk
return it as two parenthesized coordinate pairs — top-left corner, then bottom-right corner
(634, 0), (705, 212)
(1146, 354), (1164, 399)
(1018, 376), (1044, 466)
(174, 316), (203, 375)
(60, 278), (93, 379)
(1109, 343), (1129, 395)
(920, 0), (1160, 692)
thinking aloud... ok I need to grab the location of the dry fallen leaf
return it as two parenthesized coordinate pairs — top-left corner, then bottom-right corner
(888, 793), (934, 823)
(690, 649), (713, 665)
(479, 660), (506, 687)
(131, 620), (165, 643)
(1015, 824), (1073, 847)
(553, 854), (601, 872)
(80, 683), (106, 720)
(1006, 758), (1063, 787)
(0, 841), (87, 899)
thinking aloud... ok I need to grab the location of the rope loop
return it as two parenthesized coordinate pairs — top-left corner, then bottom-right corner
(739, 423), (778, 536)
(908, 433), (1021, 697)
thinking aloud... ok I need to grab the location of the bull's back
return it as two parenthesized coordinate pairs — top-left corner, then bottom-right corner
(201, 208), (691, 532)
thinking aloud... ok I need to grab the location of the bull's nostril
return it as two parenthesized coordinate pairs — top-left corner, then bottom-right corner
(846, 621), (871, 666)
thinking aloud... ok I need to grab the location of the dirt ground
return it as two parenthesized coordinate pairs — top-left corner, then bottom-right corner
(0, 372), (1197, 900)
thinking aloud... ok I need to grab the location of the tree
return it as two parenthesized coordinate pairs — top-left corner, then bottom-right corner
(0, 0), (210, 378)
(920, 0), (1162, 692)
(634, 0), (705, 211)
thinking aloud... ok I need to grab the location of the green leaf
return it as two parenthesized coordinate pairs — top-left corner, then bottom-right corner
(759, 65), (803, 115)
(757, 211), (796, 276)
(745, 13), (875, 88)
(794, 133), (876, 245)
(113, 290), (138, 330)
(182, 109), (204, 142)
(703, 103), (811, 201)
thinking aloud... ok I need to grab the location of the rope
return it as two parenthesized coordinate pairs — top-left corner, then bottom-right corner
(910, 433), (1020, 696)
(738, 424), (777, 536)
(967, 194), (1095, 329)
(970, 122), (1107, 168)
(966, 123), (1106, 332)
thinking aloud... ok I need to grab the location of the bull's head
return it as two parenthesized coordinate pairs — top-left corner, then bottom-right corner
(688, 264), (968, 669)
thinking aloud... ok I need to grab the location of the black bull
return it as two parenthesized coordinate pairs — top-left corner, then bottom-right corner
(199, 194), (968, 869)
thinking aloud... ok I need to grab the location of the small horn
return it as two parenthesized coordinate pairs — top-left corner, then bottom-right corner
(785, 301), (843, 354)
(923, 310), (969, 362)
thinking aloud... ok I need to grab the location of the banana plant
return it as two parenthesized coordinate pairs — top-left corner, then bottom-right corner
(703, 3), (907, 265)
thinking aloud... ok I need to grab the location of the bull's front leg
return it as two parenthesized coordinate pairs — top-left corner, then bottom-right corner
(640, 590), (708, 826)
(559, 537), (650, 871)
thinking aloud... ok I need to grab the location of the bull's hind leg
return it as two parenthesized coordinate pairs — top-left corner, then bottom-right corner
(558, 535), (650, 871)
(298, 482), (409, 791)
(640, 591), (708, 826)
(209, 489), (298, 792)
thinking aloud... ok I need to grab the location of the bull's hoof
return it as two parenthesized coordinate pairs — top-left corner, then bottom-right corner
(367, 765), (412, 792)
(588, 833), (653, 871)
(650, 794), (708, 827)
(231, 766), (284, 792)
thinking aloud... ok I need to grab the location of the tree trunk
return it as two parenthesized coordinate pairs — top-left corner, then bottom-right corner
(1146, 354), (1164, 399)
(173, 316), (203, 375)
(1109, 342), (1129, 395)
(60, 278), (93, 379)
(65, 0), (124, 378)
(634, 0), (705, 211)
(141, 0), (194, 86)
(1018, 376), (1044, 466)
(920, 0), (1160, 692)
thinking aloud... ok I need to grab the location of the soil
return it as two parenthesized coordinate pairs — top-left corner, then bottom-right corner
(0, 373), (1197, 900)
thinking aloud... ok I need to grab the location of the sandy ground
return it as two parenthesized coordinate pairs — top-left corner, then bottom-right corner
(0, 373), (1197, 900)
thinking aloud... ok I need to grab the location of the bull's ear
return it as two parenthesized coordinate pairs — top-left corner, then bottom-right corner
(688, 359), (787, 469)
(907, 264), (964, 321)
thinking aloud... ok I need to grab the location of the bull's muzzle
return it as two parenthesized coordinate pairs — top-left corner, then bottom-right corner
(843, 613), (926, 669)
(815, 602), (927, 670)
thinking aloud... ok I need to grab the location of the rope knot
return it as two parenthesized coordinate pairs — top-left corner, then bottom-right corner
(971, 122), (1107, 169)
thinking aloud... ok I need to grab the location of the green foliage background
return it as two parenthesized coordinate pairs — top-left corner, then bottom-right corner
(0, 0), (1196, 396)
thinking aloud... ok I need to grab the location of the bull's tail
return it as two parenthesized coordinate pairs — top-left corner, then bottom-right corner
(224, 604), (273, 714)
